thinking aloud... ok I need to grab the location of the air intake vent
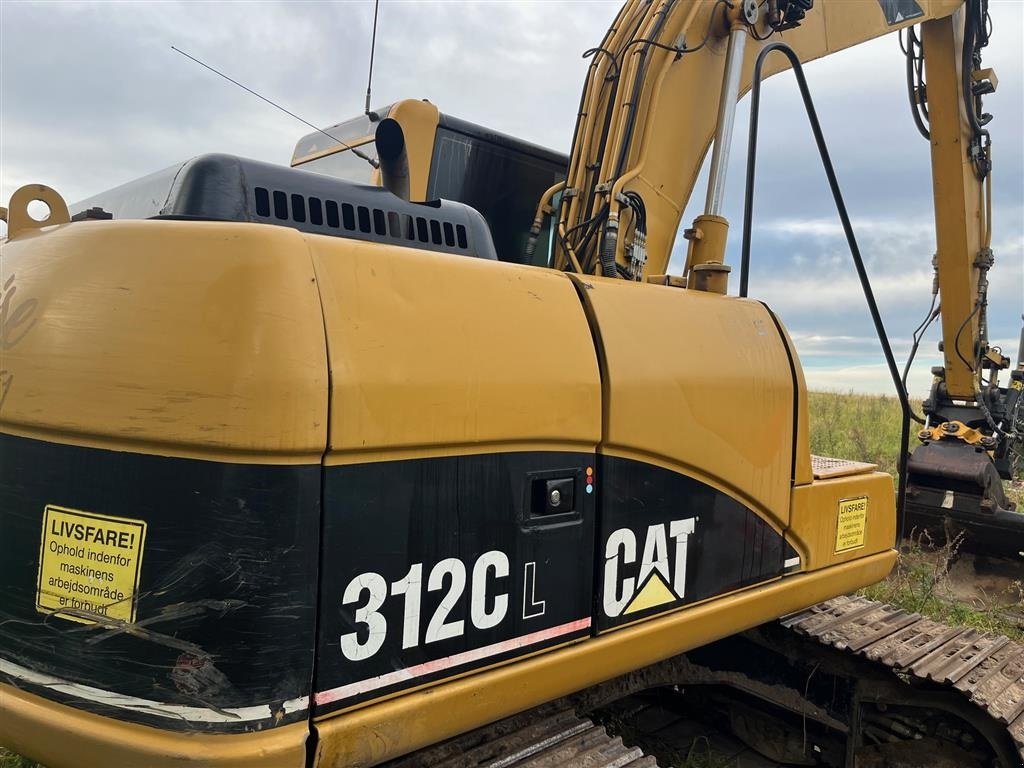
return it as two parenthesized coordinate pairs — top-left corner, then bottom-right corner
(252, 186), (472, 254)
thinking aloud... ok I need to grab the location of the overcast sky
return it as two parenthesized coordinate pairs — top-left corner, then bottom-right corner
(2, 0), (1021, 397)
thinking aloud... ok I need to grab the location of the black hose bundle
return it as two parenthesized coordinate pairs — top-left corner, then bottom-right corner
(739, 43), (915, 541)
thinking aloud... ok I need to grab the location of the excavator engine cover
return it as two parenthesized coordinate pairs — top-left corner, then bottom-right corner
(70, 152), (498, 261)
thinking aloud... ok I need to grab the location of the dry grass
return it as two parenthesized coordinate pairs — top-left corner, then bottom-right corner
(1006, 479), (1024, 509)
(860, 532), (1024, 642)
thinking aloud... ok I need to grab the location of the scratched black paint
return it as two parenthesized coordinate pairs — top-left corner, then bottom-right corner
(313, 451), (596, 717)
(0, 432), (319, 733)
(2, 434), (793, 732)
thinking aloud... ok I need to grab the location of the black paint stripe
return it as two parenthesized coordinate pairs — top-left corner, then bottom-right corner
(0, 431), (320, 733)
(3, 432), (790, 733)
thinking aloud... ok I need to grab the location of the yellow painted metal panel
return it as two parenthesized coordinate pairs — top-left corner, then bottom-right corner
(772, 315), (813, 486)
(0, 221), (329, 463)
(309, 238), (601, 463)
(922, 13), (985, 398)
(0, 685), (308, 768)
(572, 277), (794, 531)
(788, 471), (897, 572)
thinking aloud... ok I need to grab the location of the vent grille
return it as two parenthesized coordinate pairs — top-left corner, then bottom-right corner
(253, 186), (470, 252)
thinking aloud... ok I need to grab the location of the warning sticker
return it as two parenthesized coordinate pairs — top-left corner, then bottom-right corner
(36, 505), (147, 624)
(834, 497), (868, 553)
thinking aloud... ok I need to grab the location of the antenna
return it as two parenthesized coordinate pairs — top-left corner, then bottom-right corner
(171, 45), (379, 168)
(365, 0), (381, 118)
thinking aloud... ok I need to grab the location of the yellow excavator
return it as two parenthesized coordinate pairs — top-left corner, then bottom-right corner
(1, 1), (1021, 766)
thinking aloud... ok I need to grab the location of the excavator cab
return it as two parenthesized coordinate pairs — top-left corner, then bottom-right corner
(290, 99), (567, 266)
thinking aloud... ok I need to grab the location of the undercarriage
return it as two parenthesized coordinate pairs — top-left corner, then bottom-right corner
(393, 596), (1024, 768)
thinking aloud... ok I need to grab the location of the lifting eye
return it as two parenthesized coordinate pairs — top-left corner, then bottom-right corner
(2, 184), (71, 239)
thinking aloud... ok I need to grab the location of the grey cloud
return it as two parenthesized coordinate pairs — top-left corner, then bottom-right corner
(2, 0), (1021, 394)
(1, 1), (609, 202)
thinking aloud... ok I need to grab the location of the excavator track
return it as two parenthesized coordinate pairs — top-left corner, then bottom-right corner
(388, 595), (1023, 767)
(783, 595), (1024, 762)
(382, 701), (659, 768)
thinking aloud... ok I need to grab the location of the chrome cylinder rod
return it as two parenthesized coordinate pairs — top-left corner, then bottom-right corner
(704, 26), (748, 216)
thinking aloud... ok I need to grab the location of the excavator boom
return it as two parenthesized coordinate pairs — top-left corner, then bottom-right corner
(544, 0), (1021, 556)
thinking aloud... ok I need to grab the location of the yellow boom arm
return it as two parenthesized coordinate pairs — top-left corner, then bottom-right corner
(556, 0), (991, 398)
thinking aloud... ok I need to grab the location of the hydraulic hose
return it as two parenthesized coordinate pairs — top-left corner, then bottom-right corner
(739, 42), (914, 543)
(904, 27), (930, 140)
(600, 219), (619, 278)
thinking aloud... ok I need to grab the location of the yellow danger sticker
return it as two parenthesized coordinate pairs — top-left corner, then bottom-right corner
(36, 505), (147, 624)
(834, 496), (868, 553)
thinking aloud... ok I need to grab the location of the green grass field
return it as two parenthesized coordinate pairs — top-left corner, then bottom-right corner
(807, 389), (1023, 506)
(806, 390), (908, 475)
(0, 751), (38, 768)
(3, 391), (1021, 766)
(806, 389), (1023, 643)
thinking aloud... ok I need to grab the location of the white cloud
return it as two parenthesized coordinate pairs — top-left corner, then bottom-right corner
(760, 270), (934, 313)
(804, 362), (924, 397)
(760, 217), (938, 239)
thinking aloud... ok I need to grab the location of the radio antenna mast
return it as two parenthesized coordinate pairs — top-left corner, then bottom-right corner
(171, 45), (379, 168)
(365, 0), (381, 118)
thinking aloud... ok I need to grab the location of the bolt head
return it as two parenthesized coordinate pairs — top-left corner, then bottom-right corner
(743, 0), (759, 24)
(549, 489), (561, 506)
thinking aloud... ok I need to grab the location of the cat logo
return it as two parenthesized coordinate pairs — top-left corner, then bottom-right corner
(602, 518), (696, 618)
(876, 0), (923, 25)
